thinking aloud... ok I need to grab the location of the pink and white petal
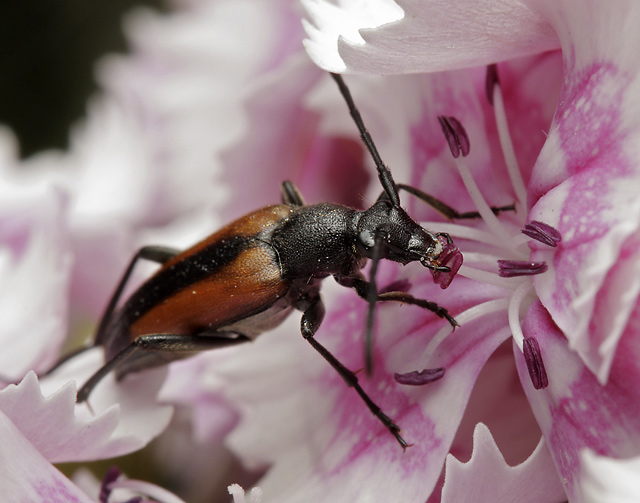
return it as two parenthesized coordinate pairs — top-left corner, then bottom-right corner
(518, 300), (640, 502)
(0, 162), (72, 378)
(526, 0), (640, 383)
(441, 423), (566, 503)
(216, 276), (512, 502)
(302, 0), (559, 74)
(0, 410), (95, 503)
(0, 355), (172, 463)
(581, 450), (640, 503)
(160, 351), (240, 444)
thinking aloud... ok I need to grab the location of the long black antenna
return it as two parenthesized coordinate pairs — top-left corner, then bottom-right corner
(330, 73), (400, 206)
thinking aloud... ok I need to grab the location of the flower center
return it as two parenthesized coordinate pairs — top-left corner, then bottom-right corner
(407, 67), (558, 390)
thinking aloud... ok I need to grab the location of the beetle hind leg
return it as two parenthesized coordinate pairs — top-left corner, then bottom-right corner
(298, 293), (409, 450)
(77, 332), (250, 403)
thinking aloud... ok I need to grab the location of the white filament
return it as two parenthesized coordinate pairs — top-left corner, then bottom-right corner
(492, 85), (528, 207)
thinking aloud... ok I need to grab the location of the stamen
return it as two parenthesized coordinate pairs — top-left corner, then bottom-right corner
(395, 367), (445, 385)
(452, 154), (515, 246)
(498, 260), (548, 277)
(507, 281), (534, 351)
(523, 337), (549, 389)
(100, 466), (122, 503)
(438, 116), (470, 158)
(486, 65), (528, 208)
(419, 298), (511, 366)
(522, 221), (562, 247)
(485, 63), (499, 106)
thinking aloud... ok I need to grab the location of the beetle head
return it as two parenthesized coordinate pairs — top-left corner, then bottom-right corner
(356, 200), (462, 288)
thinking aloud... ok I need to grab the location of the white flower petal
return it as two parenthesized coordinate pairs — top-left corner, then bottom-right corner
(442, 423), (566, 503)
(581, 450), (640, 503)
(302, 0), (558, 74)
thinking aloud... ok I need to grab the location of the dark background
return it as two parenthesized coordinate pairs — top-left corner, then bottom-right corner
(0, 0), (164, 158)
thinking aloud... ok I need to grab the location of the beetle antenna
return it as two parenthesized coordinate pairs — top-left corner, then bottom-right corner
(330, 73), (400, 207)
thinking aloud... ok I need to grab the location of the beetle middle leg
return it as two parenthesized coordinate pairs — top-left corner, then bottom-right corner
(297, 293), (409, 449)
(379, 183), (515, 220)
(77, 332), (250, 403)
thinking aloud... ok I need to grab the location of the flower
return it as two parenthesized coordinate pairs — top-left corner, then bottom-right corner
(298, 0), (640, 500)
(3, 0), (640, 502)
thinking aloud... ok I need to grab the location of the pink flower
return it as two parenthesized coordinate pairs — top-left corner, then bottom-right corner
(3, 0), (639, 501)
(298, 0), (640, 500)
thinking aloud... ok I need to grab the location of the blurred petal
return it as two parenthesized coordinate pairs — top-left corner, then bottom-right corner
(0, 410), (94, 503)
(581, 450), (640, 503)
(441, 423), (565, 503)
(0, 177), (71, 377)
(302, 0), (558, 73)
(0, 359), (172, 463)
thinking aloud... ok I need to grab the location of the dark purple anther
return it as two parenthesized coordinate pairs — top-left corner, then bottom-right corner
(432, 239), (463, 289)
(438, 116), (470, 158)
(522, 221), (562, 247)
(523, 337), (549, 389)
(485, 64), (500, 105)
(394, 367), (445, 386)
(498, 260), (547, 278)
(100, 466), (122, 503)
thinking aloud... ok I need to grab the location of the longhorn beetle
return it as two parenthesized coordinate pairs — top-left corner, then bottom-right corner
(72, 73), (482, 449)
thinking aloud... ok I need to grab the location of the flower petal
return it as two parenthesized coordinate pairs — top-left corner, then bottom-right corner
(302, 0), (559, 73)
(518, 300), (640, 501)
(0, 145), (72, 378)
(0, 410), (94, 503)
(527, 0), (640, 383)
(441, 423), (566, 503)
(0, 356), (172, 463)
(581, 450), (640, 503)
(215, 275), (511, 502)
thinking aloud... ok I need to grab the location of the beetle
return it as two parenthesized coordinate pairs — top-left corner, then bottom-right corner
(73, 73), (474, 449)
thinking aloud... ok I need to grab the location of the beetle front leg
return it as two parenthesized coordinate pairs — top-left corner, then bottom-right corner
(335, 274), (458, 329)
(298, 294), (409, 450)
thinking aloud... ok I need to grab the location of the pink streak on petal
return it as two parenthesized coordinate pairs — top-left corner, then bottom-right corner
(530, 60), (640, 382)
(0, 411), (94, 503)
(221, 274), (512, 502)
(441, 424), (566, 503)
(519, 300), (640, 501)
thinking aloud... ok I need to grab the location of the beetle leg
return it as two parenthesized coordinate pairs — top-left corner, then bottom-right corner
(298, 294), (409, 450)
(76, 332), (249, 403)
(280, 181), (306, 207)
(377, 183), (515, 220)
(95, 246), (181, 344)
(44, 246), (183, 377)
(335, 274), (458, 336)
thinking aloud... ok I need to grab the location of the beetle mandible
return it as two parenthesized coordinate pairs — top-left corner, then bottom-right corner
(73, 73), (469, 449)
